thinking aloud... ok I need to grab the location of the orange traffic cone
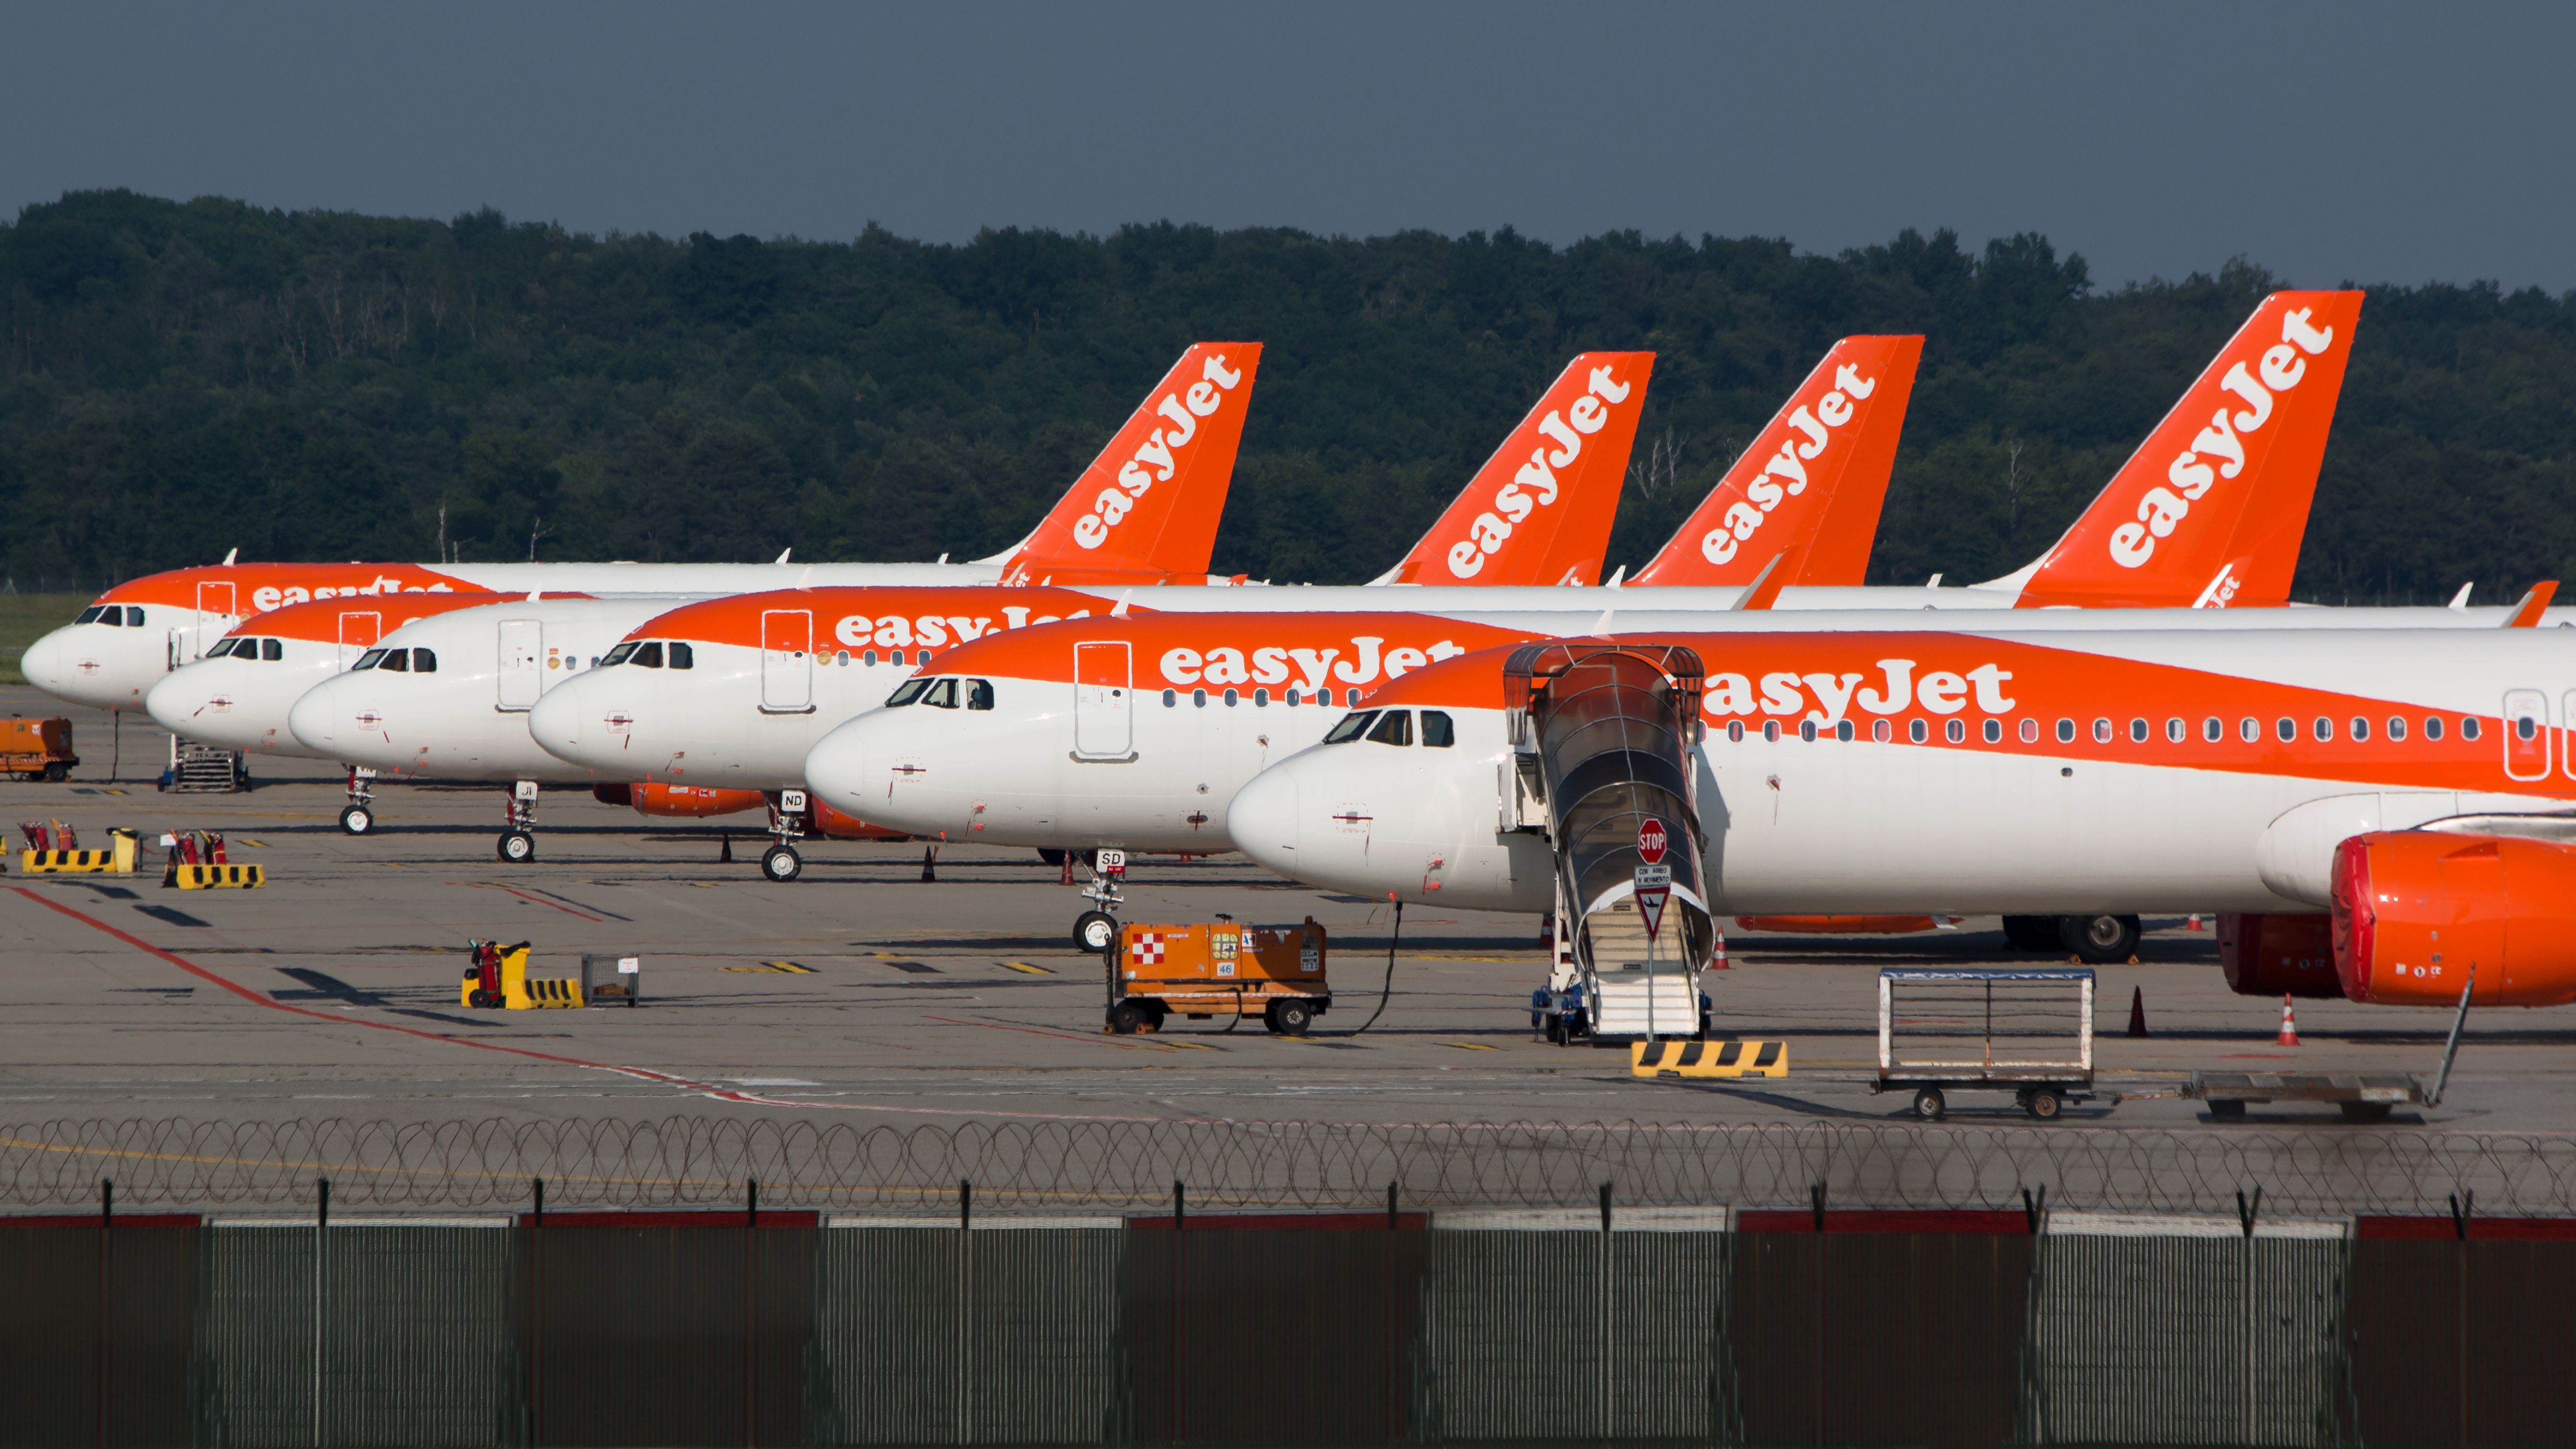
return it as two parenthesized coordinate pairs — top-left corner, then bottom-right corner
(2276, 993), (2299, 1047)
(2127, 986), (2149, 1038)
(2186, 914), (2205, 932)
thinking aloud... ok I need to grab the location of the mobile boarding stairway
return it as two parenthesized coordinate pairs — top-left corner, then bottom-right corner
(1503, 643), (1718, 1041)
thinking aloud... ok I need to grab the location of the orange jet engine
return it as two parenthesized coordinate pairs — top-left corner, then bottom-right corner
(2331, 831), (2576, 1006)
(593, 782), (769, 818)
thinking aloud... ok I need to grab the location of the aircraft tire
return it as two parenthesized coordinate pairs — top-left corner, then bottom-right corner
(761, 844), (803, 883)
(1074, 910), (1117, 954)
(498, 830), (536, 864)
(2060, 913), (2141, 964)
(339, 805), (374, 836)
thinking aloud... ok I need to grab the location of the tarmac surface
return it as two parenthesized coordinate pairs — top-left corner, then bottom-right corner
(7, 683), (2570, 1148)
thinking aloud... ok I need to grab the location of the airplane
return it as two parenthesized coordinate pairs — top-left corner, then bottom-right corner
(19, 341), (1263, 713)
(1219, 626), (2576, 1009)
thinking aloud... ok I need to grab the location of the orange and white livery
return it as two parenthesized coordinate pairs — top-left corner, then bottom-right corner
(1629, 336), (1921, 588)
(1375, 353), (1652, 587)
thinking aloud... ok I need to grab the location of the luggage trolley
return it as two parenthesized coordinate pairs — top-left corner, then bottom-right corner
(1875, 967), (2097, 1121)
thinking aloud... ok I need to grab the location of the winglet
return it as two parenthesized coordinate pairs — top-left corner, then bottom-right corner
(1109, 591), (1133, 618)
(2448, 582), (2474, 610)
(1381, 352), (1653, 588)
(1632, 336), (1922, 588)
(222, 547), (238, 566)
(2505, 581), (2557, 627)
(1727, 552), (1790, 611)
(2004, 291), (2363, 608)
(983, 343), (1262, 581)
(775, 548), (792, 565)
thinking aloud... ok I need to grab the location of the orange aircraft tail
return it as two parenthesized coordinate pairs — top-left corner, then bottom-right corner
(1379, 352), (1653, 587)
(990, 342), (1261, 582)
(1998, 291), (2362, 608)
(1630, 335), (1921, 588)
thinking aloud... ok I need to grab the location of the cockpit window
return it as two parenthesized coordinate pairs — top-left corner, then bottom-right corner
(411, 648), (436, 673)
(634, 642), (665, 668)
(1322, 710), (1380, 744)
(885, 678), (932, 707)
(123, 607), (142, 626)
(207, 637), (241, 658)
(601, 641), (640, 667)
(379, 648), (410, 673)
(76, 606), (105, 625)
(1366, 710), (1414, 746)
(669, 642), (693, 670)
(921, 678), (961, 709)
(966, 679), (994, 711)
(1421, 710), (1455, 747)
(352, 648), (388, 671)
(263, 639), (284, 661)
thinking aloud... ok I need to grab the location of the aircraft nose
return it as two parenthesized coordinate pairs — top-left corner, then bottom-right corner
(802, 730), (865, 812)
(1225, 761), (1306, 874)
(18, 629), (70, 696)
(286, 682), (341, 752)
(528, 679), (586, 760)
(142, 672), (198, 733)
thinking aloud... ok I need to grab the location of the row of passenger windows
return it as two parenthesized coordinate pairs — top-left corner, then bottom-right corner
(350, 647), (438, 673)
(602, 641), (695, 669)
(1719, 714), (2489, 745)
(834, 648), (930, 667)
(885, 677), (995, 710)
(1322, 709), (1457, 748)
(74, 606), (145, 627)
(1161, 686), (1364, 710)
(208, 637), (284, 661)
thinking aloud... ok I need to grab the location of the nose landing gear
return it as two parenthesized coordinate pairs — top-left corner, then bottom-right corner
(338, 766), (378, 836)
(496, 780), (539, 862)
(1072, 849), (1128, 952)
(759, 789), (808, 882)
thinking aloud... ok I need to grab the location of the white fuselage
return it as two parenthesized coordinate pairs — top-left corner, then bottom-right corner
(287, 598), (703, 782)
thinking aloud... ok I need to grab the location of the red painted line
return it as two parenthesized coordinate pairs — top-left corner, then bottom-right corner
(921, 1012), (1170, 1048)
(476, 883), (608, 921)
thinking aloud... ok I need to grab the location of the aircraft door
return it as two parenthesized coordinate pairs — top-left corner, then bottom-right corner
(497, 619), (543, 711)
(2503, 689), (2549, 782)
(195, 581), (236, 642)
(2565, 692), (2576, 782)
(337, 612), (382, 670)
(762, 610), (814, 712)
(1073, 641), (1132, 759)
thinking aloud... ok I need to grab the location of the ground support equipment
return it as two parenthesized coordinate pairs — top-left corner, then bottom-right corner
(1106, 919), (1329, 1035)
(1874, 967), (2097, 1121)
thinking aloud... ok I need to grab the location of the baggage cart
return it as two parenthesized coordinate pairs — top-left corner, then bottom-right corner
(1107, 919), (1329, 1035)
(1875, 967), (2097, 1121)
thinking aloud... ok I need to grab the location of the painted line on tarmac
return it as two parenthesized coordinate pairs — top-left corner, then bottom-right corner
(8, 885), (1183, 1125)
(466, 882), (612, 922)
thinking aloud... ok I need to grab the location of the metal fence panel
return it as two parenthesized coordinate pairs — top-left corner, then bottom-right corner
(968, 1229), (1124, 1446)
(321, 1227), (519, 1448)
(809, 1227), (964, 1445)
(2019, 1235), (2348, 1447)
(1416, 1230), (1605, 1444)
(194, 1226), (319, 1448)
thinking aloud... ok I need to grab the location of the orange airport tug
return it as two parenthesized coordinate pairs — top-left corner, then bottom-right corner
(1106, 919), (1330, 1035)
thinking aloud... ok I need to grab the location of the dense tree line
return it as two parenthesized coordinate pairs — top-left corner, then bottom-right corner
(2, 189), (2569, 601)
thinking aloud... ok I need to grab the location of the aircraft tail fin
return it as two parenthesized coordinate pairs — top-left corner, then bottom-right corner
(2001, 291), (2362, 608)
(1631, 335), (1922, 588)
(988, 343), (1262, 581)
(1382, 352), (1653, 587)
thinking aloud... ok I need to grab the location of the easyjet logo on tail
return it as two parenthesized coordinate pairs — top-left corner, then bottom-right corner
(1447, 363), (1635, 580)
(1074, 351), (1247, 551)
(1630, 336), (1919, 589)
(2109, 304), (2340, 572)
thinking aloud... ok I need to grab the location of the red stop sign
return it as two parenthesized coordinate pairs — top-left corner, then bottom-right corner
(1638, 818), (1668, 864)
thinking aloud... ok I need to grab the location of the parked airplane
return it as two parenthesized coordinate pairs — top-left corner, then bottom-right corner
(1219, 627), (2576, 1004)
(19, 341), (1262, 712)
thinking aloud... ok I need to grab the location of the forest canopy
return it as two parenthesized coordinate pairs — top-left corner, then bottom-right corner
(2, 188), (2569, 601)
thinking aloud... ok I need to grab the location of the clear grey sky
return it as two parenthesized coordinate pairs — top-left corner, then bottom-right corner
(6, 2), (2570, 290)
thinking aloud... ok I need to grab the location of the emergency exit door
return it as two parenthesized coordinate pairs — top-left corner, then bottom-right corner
(762, 610), (813, 712)
(2503, 689), (2550, 781)
(1073, 641), (1132, 759)
(497, 620), (543, 710)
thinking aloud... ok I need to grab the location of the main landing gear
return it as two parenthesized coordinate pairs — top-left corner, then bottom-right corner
(759, 789), (808, 882)
(338, 766), (378, 836)
(497, 780), (539, 862)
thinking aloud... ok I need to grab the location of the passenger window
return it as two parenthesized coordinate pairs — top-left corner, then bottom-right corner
(1366, 710), (1414, 746)
(1253, 688), (1270, 707)
(2277, 718), (2295, 742)
(2515, 716), (2537, 741)
(2056, 719), (2075, 743)
(2019, 719), (2038, 743)
(1191, 689), (1208, 708)
(75, 607), (104, 625)
(602, 642), (639, 666)
(1323, 711), (1381, 744)
(2201, 717), (2221, 743)
(264, 639), (284, 661)
(1838, 720), (1857, 742)
(2165, 718), (2185, 743)
(864, 649), (880, 667)
(2129, 719), (2147, 743)
(635, 642), (665, 669)
(352, 649), (387, 671)
(1763, 721), (1781, 743)
(1421, 710), (1455, 747)
(670, 643), (694, 670)
(1909, 719), (1927, 744)
(1162, 689), (1177, 707)
(1726, 721), (1745, 743)
(885, 679), (931, 707)
(381, 649), (409, 673)
(2240, 718), (2258, 743)
(922, 679), (960, 709)
(2424, 717), (2443, 741)
(1799, 721), (1817, 743)
(1946, 719), (1967, 744)
(2387, 717), (2406, 742)
(966, 679), (994, 711)
(412, 648), (436, 673)
(1871, 720), (1891, 743)
(2351, 717), (2370, 742)
(2312, 717), (2331, 741)
(1223, 689), (1240, 707)
(2461, 718), (2481, 741)
(2092, 719), (2111, 743)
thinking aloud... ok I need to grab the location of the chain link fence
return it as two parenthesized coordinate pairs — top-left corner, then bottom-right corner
(7, 1116), (2576, 1216)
